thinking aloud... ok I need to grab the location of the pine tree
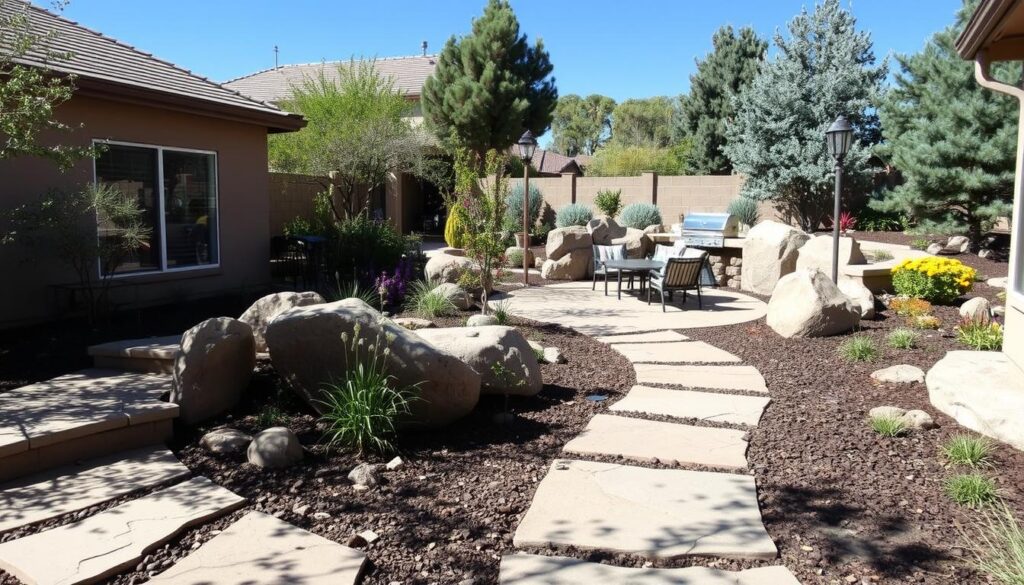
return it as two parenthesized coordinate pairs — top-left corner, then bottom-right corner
(723, 0), (887, 231)
(422, 0), (556, 163)
(875, 1), (1016, 247)
(550, 94), (615, 156)
(676, 26), (766, 175)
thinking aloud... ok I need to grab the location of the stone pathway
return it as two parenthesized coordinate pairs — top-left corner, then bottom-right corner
(501, 553), (800, 584)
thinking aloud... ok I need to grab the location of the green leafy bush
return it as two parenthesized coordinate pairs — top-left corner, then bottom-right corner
(505, 182), (543, 231)
(619, 203), (663, 230)
(505, 248), (524, 268)
(892, 257), (975, 304)
(727, 197), (759, 227)
(946, 473), (998, 508)
(594, 189), (623, 218)
(839, 335), (877, 362)
(965, 503), (1024, 584)
(444, 204), (468, 248)
(956, 318), (1004, 351)
(324, 212), (414, 284)
(910, 238), (931, 251)
(282, 216), (315, 237)
(405, 280), (457, 318)
(555, 203), (594, 228)
(887, 328), (919, 349)
(870, 415), (907, 437)
(943, 433), (994, 468)
(858, 206), (909, 232)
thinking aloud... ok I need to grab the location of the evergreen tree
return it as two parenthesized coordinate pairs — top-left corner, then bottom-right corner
(550, 93), (615, 156)
(724, 0), (887, 231)
(876, 1), (1016, 247)
(610, 97), (675, 148)
(676, 26), (766, 175)
(422, 0), (556, 164)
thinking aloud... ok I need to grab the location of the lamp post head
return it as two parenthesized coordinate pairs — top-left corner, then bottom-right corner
(517, 130), (537, 163)
(825, 115), (854, 162)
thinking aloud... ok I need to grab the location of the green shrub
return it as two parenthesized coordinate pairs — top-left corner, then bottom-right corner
(282, 216), (315, 237)
(839, 335), (877, 362)
(594, 189), (623, 218)
(328, 277), (379, 307)
(726, 197), (759, 227)
(505, 247), (524, 268)
(892, 257), (976, 304)
(965, 503), (1024, 585)
(318, 325), (418, 455)
(405, 280), (457, 318)
(946, 473), (998, 508)
(872, 250), (894, 262)
(887, 328), (919, 349)
(324, 212), (414, 284)
(858, 206), (910, 232)
(492, 298), (512, 325)
(619, 203), (663, 230)
(870, 414), (907, 437)
(555, 203), (594, 228)
(943, 433), (995, 468)
(505, 182), (543, 230)
(910, 238), (931, 251)
(444, 204), (468, 248)
(956, 318), (1004, 351)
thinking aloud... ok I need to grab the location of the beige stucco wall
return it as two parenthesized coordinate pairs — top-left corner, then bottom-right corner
(268, 172), (326, 235)
(0, 94), (272, 328)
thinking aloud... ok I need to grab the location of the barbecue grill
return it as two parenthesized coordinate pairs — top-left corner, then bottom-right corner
(678, 213), (740, 248)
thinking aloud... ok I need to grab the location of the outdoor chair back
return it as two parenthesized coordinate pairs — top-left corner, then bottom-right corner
(651, 241), (687, 261)
(660, 254), (706, 286)
(593, 244), (627, 271)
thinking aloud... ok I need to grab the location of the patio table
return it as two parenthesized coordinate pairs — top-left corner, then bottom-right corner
(602, 259), (664, 300)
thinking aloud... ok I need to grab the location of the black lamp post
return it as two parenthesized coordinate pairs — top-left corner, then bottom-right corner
(825, 115), (853, 283)
(516, 130), (538, 286)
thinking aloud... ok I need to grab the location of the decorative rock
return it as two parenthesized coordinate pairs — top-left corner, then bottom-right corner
(927, 242), (945, 255)
(871, 365), (925, 385)
(200, 428), (253, 454)
(979, 249), (993, 259)
(948, 235), (970, 253)
(546, 226), (592, 260)
(994, 305), (1006, 318)
(959, 297), (992, 321)
(433, 283), (473, 310)
(587, 218), (653, 259)
(837, 278), (876, 320)
(741, 221), (811, 296)
(987, 276), (1008, 288)
(171, 317), (256, 425)
(528, 340), (545, 355)
(505, 246), (535, 268)
(417, 326), (542, 396)
(425, 253), (479, 285)
(247, 427), (303, 468)
(796, 235), (867, 274)
(348, 463), (382, 487)
(766, 269), (860, 338)
(586, 217), (621, 245)
(265, 299), (481, 427)
(239, 292), (324, 353)
(542, 347), (566, 364)
(868, 406), (906, 419)
(392, 317), (435, 330)
(541, 248), (592, 280)
(902, 409), (937, 430)
(385, 456), (403, 470)
(466, 314), (499, 327)
(358, 529), (379, 544)
(929, 351), (1024, 449)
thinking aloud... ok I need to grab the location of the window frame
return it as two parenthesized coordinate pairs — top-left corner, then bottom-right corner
(92, 139), (222, 278)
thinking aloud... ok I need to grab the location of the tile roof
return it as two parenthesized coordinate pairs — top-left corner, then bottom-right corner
(223, 55), (438, 104)
(530, 148), (588, 175)
(2, 0), (303, 131)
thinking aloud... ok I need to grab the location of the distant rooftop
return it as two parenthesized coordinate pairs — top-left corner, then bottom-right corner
(224, 55), (438, 104)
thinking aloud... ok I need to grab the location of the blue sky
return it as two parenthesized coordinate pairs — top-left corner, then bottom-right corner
(54, 0), (961, 102)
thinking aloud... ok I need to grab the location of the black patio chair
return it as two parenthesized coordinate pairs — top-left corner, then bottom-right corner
(647, 252), (708, 311)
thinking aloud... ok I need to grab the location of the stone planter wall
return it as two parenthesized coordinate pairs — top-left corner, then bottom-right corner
(708, 249), (743, 289)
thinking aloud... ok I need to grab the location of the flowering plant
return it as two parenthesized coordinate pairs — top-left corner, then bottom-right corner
(374, 257), (413, 309)
(891, 257), (975, 304)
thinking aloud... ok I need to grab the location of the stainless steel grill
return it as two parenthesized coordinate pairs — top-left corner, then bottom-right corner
(679, 213), (740, 248)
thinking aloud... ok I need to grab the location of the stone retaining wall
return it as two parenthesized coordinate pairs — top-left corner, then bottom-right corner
(707, 249), (743, 289)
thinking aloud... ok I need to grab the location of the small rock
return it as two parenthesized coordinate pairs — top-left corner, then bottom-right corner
(926, 242), (944, 255)
(959, 297), (992, 321)
(870, 365), (925, 385)
(994, 305), (1006, 318)
(542, 347), (567, 364)
(393, 317), (435, 330)
(901, 409), (937, 430)
(348, 463), (383, 487)
(200, 428), (252, 454)
(385, 456), (404, 471)
(869, 406), (907, 419)
(313, 512), (332, 520)
(528, 340), (544, 355)
(246, 427), (303, 469)
(347, 534), (368, 548)
(466, 314), (499, 327)
(979, 249), (993, 259)
(292, 503), (310, 516)
(358, 529), (380, 544)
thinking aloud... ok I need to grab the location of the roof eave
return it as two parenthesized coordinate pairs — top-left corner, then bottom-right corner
(957, 0), (1022, 59)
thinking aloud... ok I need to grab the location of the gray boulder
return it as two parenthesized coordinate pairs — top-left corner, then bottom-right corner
(467, 314), (499, 327)
(741, 221), (811, 296)
(766, 269), (860, 338)
(838, 278), (876, 320)
(171, 317), (256, 425)
(796, 235), (867, 274)
(959, 297), (992, 321)
(433, 282), (473, 310)
(247, 427), (303, 468)
(425, 252), (479, 285)
(200, 428), (253, 454)
(416, 326), (542, 396)
(239, 292), (324, 353)
(546, 226), (592, 261)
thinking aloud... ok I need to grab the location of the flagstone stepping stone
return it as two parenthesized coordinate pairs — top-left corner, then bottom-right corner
(610, 341), (741, 364)
(0, 446), (189, 533)
(609, 386), (769, 427)
(563, 414), (748, 469)
(0, 476), (244, 585)
(149, 511), (366, 585)
(513, 460), (777, 559)
(595, 330), (689, 344)
(634, 364), (768, 393)
(88, 335), (181, 374)
(500, 553), (801, 584)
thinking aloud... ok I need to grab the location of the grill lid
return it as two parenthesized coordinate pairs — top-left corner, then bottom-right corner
(681, 213), (739, 234)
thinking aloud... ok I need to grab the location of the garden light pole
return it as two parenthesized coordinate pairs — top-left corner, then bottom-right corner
(825, 115), (853, 283)
(517, 130), (538, 286)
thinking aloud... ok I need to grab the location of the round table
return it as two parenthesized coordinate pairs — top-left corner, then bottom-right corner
(602, 259), (665, 300)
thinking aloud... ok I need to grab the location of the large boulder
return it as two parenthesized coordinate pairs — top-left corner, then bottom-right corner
(425, 252), (478, 285)
(239, 292), (325, 353)
(611, 227), (653, 259)
(264, 299), (481, 428)
(796, 235), (867, 274)
(586, 217), (651, 259)
(171, 317), (256, 425)
(433, 282), (473, 310)
(766, 269), (860, 338)
(947, 235), (970, 253)
(546, 226), (592, 261)
(541, 248), (592, 280)
(741, 221), (811, 296)
(416, 326), (542, 396)
(838, 278), (876, 320)
(586, 217), (626, 246)
(928, 351), (1024, 450)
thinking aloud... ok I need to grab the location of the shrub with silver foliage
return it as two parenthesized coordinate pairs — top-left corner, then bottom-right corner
(555, 203), (594, 228)
(619, 203), (662, 230)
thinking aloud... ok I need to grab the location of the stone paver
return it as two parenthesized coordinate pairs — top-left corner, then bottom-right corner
(0, 447), (189, 533)
(610, 341), (741, 364)
(149, 511), (366, 585)
(634, 364), (768, 393)
(500, 553), (800, 584)
(87, 336), (181, 360)
(609, 386), (769, 427)
(563, 414), (747, 469)
(0, 476), (244, 585)
(595, 331), (690, 344)
(513, 460), (777, 559)
(871, 364), (925, 385)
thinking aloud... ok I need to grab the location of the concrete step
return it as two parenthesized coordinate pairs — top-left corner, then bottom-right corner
(0, 369), (178, 482)
(609, 341), (741, 364)
(0, 446), (189, 533)
(0, 476), (244, 585)
(633, 364), (768, 393)
(595, 330), (690, 344)
(149, 511), (366, 585)
(609, 385), (770, 427)
(500, 553), (800, 584)
(87, 336), (181, 374)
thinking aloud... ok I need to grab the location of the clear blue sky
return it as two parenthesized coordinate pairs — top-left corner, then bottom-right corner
(52, 0), (961, 102)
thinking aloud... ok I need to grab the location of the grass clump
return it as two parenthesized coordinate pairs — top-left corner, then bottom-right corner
(255, 403), (290, 428)
(946, 473), (999, 508)
(839, 335), (878, 362)
(405, 280), (457, 318)
(872, 250), (895, 262)
(492, 298), (512, 325)
(964, 503), (1024, 585)
(887, 328), (920, 349)
(943, 433), (995, 468)
(910, 237), (931, 251)
(870, 414), (907, 437)
(956, 318), (1004, 351)
(505, 247), (524, 268)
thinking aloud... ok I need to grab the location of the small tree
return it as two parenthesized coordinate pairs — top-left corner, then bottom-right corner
(724, 0), (887, 231)
(610, 97), (675, 148)
(453, 149), (508, 312)
(550, 93), (615, 156)
(587, 143), (690, 177)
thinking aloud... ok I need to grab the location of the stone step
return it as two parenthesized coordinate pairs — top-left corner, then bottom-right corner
(149, 511), (366, 585)
(609, 385), (770, 427)
(88, 336), (181, 374)
(0, 369), (178, 482)
(500, 553), (801, 584)
(634, 364), (768, 393)
(0, 446), (190, 533)
(595, 330), (690, 344)
(563, 414), (748, 469)
(0, 476), (245, 585)
(513, 460), (777, 560)
(610, 341), (741, 364)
